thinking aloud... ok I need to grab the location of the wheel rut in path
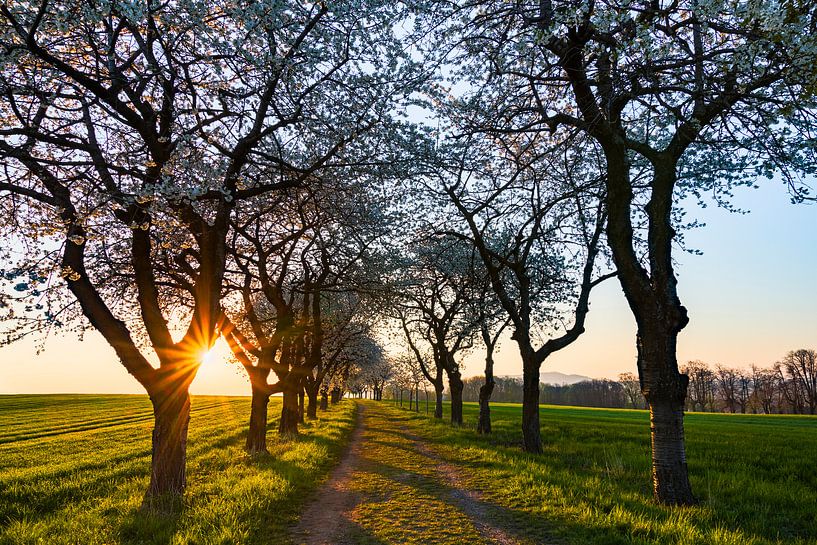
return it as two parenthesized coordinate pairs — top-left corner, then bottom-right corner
(405, 428), (527, 545)
(291, 401), (548, 545)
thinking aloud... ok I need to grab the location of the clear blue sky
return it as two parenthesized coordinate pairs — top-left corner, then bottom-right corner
(0, 179), (815, 394)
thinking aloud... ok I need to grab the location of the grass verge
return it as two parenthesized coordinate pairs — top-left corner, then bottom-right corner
(0, 394), (357, 545)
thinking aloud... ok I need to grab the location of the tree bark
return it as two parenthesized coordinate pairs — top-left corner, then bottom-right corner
(477, 380), (494, 434)
(478, 327), (499, 434)
(521, 353), (542, 453)
(146, 388), (191, 500)
(298, 389), (305, 424)
(306, 387), (319, 419)
(649, 397), (694, 505)
(433, 383), (444, 419)
(246, 386), (270, 454)
(449, 372), (464, 426)
(279, 389), (299, 434)
(320, 391), (329, 411)
(638, 331), (696, 505)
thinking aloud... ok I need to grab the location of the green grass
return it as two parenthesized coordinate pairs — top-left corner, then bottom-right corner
(2, 395), (814, 545)
(388, 400), (817, 545)
(0, 394), (357, 545)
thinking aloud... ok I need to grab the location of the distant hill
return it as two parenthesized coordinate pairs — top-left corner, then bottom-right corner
(500, 371), (593, 385)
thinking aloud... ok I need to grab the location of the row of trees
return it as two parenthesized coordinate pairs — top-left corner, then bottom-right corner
(2, 0), (815, 513)
(683, 350), (817, 415)
(395, 0), (817, 506)
(0, 0), (416, 504)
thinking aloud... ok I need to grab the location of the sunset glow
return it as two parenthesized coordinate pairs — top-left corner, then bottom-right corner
(199, 348), (217, 366)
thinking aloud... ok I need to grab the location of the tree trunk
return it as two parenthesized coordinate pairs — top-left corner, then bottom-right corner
(449, 373), (464, 426)
(306, 387), (319, 419)
(521, 354), (542, 453)
(639, 331), (696, 505)
(477, 380), (494, 434)
(279, 390), (299, 434)
(434, 383), (443, 419)
(479, 335), (497, 434)
(298, 389), (305, 424)
(146, 388), (191, 501)
(320, 390), (329, 410)
(246, 386), (270, 454)
(602, 147), (696, 505)
(649, 396), (695, 505)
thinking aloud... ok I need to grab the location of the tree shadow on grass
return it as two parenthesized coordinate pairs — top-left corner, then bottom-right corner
(0, 448), (151, 523)
(1, 400), (357, 545)
(117, 497), (185, 545)
(354, 451), (558, 545)
(333, 521), (399, 545)
(112, 433), (340, 545)
(397, 402), (817, 545)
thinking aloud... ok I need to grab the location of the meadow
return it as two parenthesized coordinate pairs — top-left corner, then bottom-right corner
(0, 395), (815, 545)
(389, 401), (817, 545)
(0, 395), (356, 545)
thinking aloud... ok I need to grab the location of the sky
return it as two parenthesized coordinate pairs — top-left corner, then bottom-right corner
(0, 179), (815, 395)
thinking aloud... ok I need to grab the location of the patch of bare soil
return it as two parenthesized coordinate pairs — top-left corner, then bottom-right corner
(290, 404), (368, 545)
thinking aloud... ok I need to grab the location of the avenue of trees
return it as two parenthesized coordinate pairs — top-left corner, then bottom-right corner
(1, 0), (815, 513)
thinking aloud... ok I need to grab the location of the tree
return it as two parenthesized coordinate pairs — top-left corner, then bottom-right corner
(393, 235), (481, 425)
(433, 129), (611, 452)
(682, 361), (715, 413)
(304, 294), (375, 416)
(541, 379), (627, 407)
(618, 372), (645, 410)
(780, 349), (817, 414)
(750, 365), (777, 414)
(0, 0), (413, 501)
(474, 283), (511, 434)
(429, 0), (817, 504)
(393, 352), (431, 411)
(715, 365), (740, 413)
(222, 176), (392, 444)
(345, 337), (388, 400)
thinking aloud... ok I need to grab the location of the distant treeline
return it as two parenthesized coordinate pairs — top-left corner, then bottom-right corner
(461, 376), (638, 409)
(457, 348), (817, 414)
(681, 349), (816, 415)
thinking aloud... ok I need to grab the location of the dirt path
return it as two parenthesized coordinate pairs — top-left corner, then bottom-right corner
(291, 405), (369, 545)
(290, 402), (541, 545)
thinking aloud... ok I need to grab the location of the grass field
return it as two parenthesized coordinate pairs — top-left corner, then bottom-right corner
(389, 400), (817, 545)
(0, 394), (356, 545)
(1, 396), (814, 545)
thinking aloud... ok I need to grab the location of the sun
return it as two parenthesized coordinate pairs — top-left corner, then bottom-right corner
(199, 348), (217, 365)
